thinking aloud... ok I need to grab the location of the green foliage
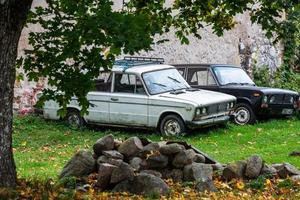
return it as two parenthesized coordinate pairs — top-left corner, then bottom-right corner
(20, 0), (300, 116)
(253, 65), (300, 93)
(55, 177), (77, 189)
(247, 174), (273, 190)
(277, 179), (294, 189)
(253, 65), (272, 87)
(273, 66), (300, 93)
(281, 6), (300, 69)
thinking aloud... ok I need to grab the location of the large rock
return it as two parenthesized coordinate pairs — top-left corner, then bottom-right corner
(118, 137), (143, 157)
(245, 155), (263, 179)
(159, 143), (185, 155)
(193, 154), (206, 163)
(130, 157), (143, 170)
(96, 163), (117, 190)
(196, 179), (217, 192)
(93, 135), (114, 156)
(112, 174), (170, 195)
(222, 161), (247, 181)
(146, 153), (168, 169)
(160, 169), (183, 182)
(261, 164), (277, 176)
(140, 170), (162, 178)
(211, 163), (226, 171)
(96, 155), (122, 167)
(275, 163), (300, 178)
(110, 162), (135, 184)
(183, 163), (213, 182)
(60, 150), (95, 178)
(139, 143), (160, 158)
(102, 150), (124, 160)
(172, 149), (196, 168)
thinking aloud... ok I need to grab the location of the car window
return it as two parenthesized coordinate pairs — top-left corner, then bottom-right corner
(94, 72), (112, 92)
(98, 72), (111, 82)
(187, 68), (216, 86)
(213, 66), (255, 85)
(177, 68), (185, 76)
(114, 73), (146, 94)
(207, 70), (216, 85)
(143, 68), (190, 95)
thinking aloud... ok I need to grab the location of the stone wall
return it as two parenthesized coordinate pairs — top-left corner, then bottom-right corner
(15, 0), (282, 110)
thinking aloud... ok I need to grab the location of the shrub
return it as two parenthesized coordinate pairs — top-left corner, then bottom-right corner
(253, 65), (300, 93)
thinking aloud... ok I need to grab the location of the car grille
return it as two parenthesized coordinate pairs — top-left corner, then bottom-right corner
(207, 103), (228, 114)
(269, 94), (295, 104)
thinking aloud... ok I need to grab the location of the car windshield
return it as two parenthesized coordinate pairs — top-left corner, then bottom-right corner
(213, 66), (255, 86)
(142, 68), (190, 95)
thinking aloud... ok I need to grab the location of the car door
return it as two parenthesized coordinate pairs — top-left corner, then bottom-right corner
(85, 72), (112, 123)
(109, 73), (149, 126)
(186, 67), (219, 92)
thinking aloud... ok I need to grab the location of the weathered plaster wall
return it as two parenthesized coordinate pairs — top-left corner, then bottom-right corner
(15, 0), (282, 110)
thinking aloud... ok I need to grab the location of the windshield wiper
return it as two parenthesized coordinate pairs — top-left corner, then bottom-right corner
(168, 76), (181, 84)
(153, 82), (167, 87)
(240, 82), (255, 86)
(223, 82), (240, 86)
(186, 88), (200, 92)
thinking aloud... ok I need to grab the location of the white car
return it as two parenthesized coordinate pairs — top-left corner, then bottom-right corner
(42, 57), (236, 136)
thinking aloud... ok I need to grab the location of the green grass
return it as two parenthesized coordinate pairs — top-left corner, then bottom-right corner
(13, 115), (300, 180)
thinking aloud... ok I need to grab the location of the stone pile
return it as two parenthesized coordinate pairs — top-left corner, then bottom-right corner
(222, 155), (300, 181)
(59, 135), (300, 196)
(59, 135), (221, 195)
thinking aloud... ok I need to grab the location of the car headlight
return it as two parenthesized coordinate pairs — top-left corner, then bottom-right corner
(195, 108), (201, 116)
(195, 107), (207, 117)
(289, 96), (294, 104)
(227, 102), (235, 110)
(231, 102), (235, 108)
(262, 95), (268, 104)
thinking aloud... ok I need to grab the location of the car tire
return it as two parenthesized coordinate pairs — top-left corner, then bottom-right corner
(160, 114), (186, 136)
(66, 109), (85, 128)
(233, 103), (256, 125)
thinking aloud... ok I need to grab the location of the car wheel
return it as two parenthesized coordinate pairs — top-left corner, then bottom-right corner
(160, 114), (186, 136)
(233, 103), (256, 125)
(66, 109), (84, 128)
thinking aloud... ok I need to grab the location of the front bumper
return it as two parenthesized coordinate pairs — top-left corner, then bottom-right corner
(257, 104), (297, 116)
(186, 114), (230, 129)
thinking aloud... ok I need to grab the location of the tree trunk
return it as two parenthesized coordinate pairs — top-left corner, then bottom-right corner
(0, 0), (32, 187)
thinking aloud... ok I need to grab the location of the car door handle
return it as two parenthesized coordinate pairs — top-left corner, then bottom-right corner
(111, 98), (119, 101)
(90, 103), (96, 107)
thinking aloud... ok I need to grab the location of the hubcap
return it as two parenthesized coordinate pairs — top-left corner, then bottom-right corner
(163, 119), (181, 136)
(234, 107), (250, 125)
(68, 114), (81, 128)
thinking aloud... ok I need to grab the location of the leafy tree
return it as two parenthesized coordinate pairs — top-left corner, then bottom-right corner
(1, 0), (300, 187)
(21, 0), (300, 115)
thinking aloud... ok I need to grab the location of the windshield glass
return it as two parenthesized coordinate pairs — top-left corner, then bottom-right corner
(142, 68), (190, 95)
(213, 66), (255, 85)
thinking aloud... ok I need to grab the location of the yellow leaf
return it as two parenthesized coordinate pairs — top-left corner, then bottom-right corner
(236, 181), (245, 190)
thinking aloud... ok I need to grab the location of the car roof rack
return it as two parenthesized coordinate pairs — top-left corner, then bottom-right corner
(114, 56), (164, 71)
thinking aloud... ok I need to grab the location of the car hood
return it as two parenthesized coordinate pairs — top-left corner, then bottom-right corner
(223, 85), (299, 96)
(259, 87), (299, 96)
(159, 89), (236, 106)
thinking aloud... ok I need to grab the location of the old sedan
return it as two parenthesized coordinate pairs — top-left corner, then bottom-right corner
(42, 57), (236, 136)
(174, 64), (300, 125)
